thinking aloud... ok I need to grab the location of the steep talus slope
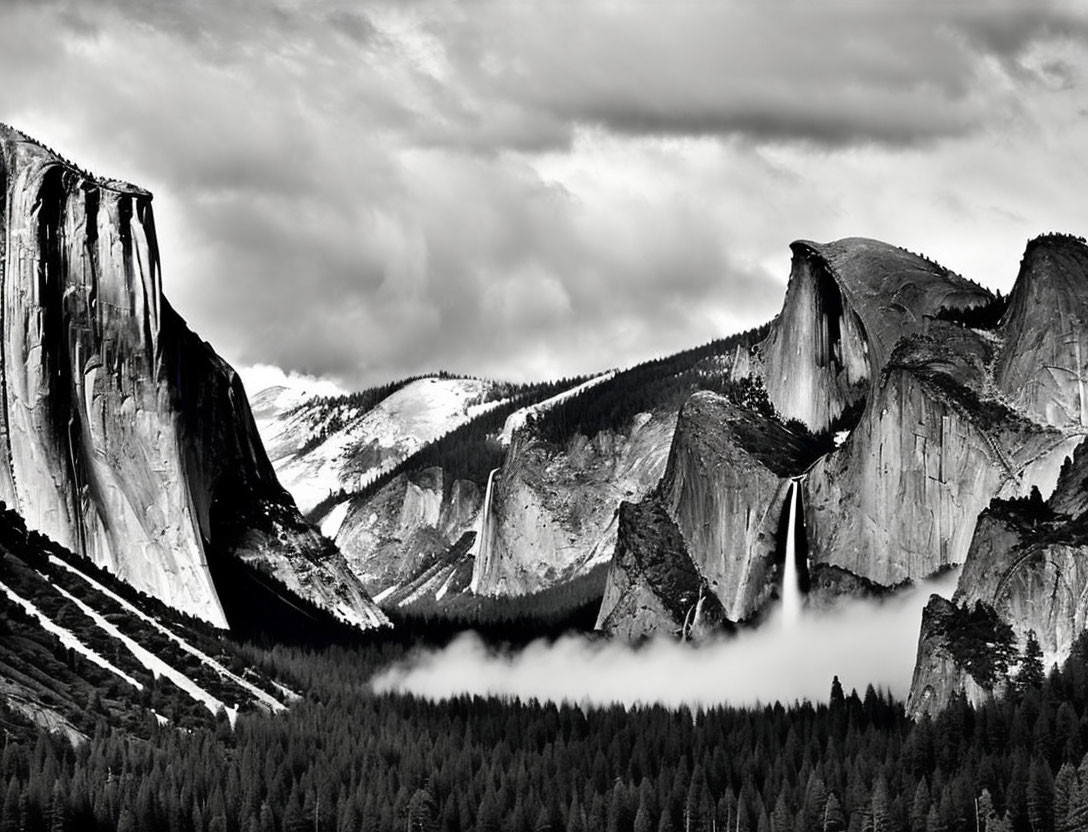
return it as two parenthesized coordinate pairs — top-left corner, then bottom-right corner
(472, 413), (676, 597)
(0, 124), (385, 632)
(805, 324), (1074, 590)
(996, 234), (1088, 426)
(758, 238), (992, 431)
(597, 392), (814, 638)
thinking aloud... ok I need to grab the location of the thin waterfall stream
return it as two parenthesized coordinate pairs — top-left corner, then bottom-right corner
(782, 477), (804, 627)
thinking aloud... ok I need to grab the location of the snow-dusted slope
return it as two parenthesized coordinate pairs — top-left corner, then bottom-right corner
(499, 372), (616, 445)
(0, 502), (298, 733)
(255, 376), (502, 513)
(0, 579), (143, 690)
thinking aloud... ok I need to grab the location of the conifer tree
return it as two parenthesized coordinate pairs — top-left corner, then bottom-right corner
(822, 793), (845, 832)
(1052, 764), (1077, 832)
(1019, 631), (1046, 692)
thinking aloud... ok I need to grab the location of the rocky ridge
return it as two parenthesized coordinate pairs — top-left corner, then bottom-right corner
(600, 235), (1088, 644)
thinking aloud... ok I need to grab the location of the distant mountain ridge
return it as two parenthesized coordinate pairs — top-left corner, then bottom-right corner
(257, 230), (1088, 720)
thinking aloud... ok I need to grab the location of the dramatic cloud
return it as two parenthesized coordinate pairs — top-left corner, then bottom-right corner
(370, 571), (961, 709)
(1, 1), (1087, 388)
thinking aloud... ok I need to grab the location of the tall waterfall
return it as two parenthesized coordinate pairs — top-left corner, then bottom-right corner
(468, 468), (500, 594)
(782, 478), (803, 627)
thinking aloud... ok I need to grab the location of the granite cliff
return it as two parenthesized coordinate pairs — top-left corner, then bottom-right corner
(597, 392), (813, 638)
(905, 235), (1088, 716)
(600, 235), (1087, 642)
(758, 238), (991, 432)
(470, 413), (675, 598)
(0, 125), (385, 632)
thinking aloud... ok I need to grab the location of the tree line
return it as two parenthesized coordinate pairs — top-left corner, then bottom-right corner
(3, 619), (1088, 832)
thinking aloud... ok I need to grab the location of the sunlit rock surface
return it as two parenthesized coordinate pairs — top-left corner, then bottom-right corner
(758, 238), (991, 432)
(996, 235), (1088, 427)
(0, 125), (385, 631)
(908, 441), (1088, 717)
(334, 466), (479, 595)
(904, 235), (1088, 716)
(805, 324), (1075, 588)
(597, 392), (813, 637)
(470, 413), (675, 597)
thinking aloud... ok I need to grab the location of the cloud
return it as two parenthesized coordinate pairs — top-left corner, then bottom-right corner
(370, 570), (961, 709)
(1, 1), (1087, 388)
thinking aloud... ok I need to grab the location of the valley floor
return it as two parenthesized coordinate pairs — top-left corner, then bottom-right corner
(3, 629), (1088, 832)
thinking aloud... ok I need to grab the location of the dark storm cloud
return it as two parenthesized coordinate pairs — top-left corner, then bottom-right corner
(0, 0), (1084, 387)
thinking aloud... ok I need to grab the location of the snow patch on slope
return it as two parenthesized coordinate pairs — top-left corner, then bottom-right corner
(259, 376), (500, 513)
(319, 501), (351, 539)
(50, 583), (235, 724)
(499, 373), (616, 445)
(0, 579), (143, 690)
(51, 557), (285, 714)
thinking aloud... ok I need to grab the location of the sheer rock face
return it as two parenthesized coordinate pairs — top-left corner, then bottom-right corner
(904, 236), (1088, 717)
(805, 325), (1074, 588)
(907, 596), (999, 718)
(596, 498), (726, 641)
(470, 413), (675, 597)
(759, 239), (992, 432)
(602, 237), (1086, 642)
(597, 392), (812, 637)
(0, 125), (385, 630)
(996, 236), (1088, 427)
(908, 442), (1088, 716)
(334, 467), (480, 594)
(657, 392), (801, 621)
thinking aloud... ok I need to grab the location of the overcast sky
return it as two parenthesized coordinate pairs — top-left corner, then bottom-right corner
(2, 1), (1088, 391)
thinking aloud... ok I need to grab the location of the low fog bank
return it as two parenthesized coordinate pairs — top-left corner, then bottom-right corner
(370, 570), (961, 709)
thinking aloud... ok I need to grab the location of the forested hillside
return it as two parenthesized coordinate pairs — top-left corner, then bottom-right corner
(529, 325), (772, 445)
(3, 620), (1088, 832)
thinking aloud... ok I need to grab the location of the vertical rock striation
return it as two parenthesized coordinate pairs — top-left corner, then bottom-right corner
(758, 239), (991, 432)
(0, 125), (385, 631)
(804, 325), (1074, 590)
(996, 234), (1088, 427)
(908, 443), (1088, 717)
(470, 413), (675, 597)
(597, 392), (814, 638)
(906, 234), (1088, 717)
(334, 466), (480, 595)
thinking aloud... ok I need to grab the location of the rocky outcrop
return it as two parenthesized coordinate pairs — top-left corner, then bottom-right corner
(907, 437), (1088, 717)
(904, 235), (1088, 716)
(471, 412), (675, 597)
(996, 235), (1088, 427)
(0, 124), (385, 631)
(603, 237), (1086, 642)
(334, 466), (480, 595)
(597, 392), (815, 637)
(596, 498), (726, 641)
(805, 324), (1076, 588)
(758, 239), (992, 431)
(906, 596), (1009, 718)
(257, 376), (496, 514)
